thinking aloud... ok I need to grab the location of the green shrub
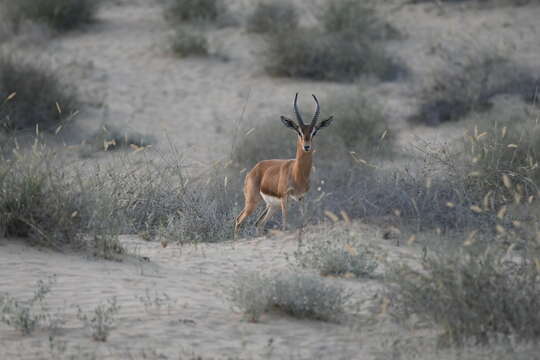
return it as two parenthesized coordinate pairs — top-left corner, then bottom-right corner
(0, 56), (78, 134)
(0, 0), (101, 31)
(171, 27), (209, 57)
(230, 271), (351, 322)
(77, 297), (120, 342)
(292, 227), (378, 277)
(389, 247), (540, 345)
(246, 1), (298, 34)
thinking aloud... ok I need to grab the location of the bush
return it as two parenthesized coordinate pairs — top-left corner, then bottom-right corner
(171, 27), (209, 57)
(389, 247), (540, 345)
(0, 56), (78, 134)
(77, 297), (120, 342)
(83, 123), (155, 154)
(412, 48), (539, 125)
(264, 1), (404, 82)
(292, 226), (378, 277)
(230, 271), (351, 322)
(166, 0), (219, 23)
(0, 0), (101, 32)
(0, 146), (125, 258)
(246, 1), (298, 34)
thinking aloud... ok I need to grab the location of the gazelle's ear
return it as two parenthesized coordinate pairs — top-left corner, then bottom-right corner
(280, 116), (300, 133)
(312, 116), (334, 136)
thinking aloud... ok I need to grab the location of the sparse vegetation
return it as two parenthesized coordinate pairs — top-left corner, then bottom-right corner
(0, 277), (63, 335)
(292, 227), (378, 277)
(246, 1), (299, 34)
(389, 246), (540, 346)
(77, 297), (120, 342)
(0, 56), (78, 134)
(171, 27), (209, 57)
(83, 123), (154, 155)
(0, 0), (101, 32)
(412, 47), (538, 125)
(230, 271), (351, 322)
(166, 0), (219, 23)
(264, 0), (404, 82)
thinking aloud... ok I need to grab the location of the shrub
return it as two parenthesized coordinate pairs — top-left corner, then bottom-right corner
(292, 226), (378, 277)
(171, 27), (209, 57)
(389, 247), (540, 345)
(0, 277), (62, 335)
(230, 271), (351, 322)
(0, 0), (101, 32)
(266, 29), (403, 82)
(264, 1), (404, 82)
(166, 0), (219, 23)
(412, 48), (539, 125)
(0, 145), (125, 258)
(0, 56), (78, 134)
(319, 0), (399, 40)
(77, 297), (120, 342)
(246, 1), (298, 34)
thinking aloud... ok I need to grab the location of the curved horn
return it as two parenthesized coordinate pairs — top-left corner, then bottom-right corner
(294, 93), (305, 126)
(311, 94), (320, 126)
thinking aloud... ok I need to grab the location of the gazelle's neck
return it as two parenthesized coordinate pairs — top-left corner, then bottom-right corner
(293, 138), (312, 184)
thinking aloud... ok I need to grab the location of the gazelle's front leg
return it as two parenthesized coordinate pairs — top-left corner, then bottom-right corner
(280, 196), (288, 230)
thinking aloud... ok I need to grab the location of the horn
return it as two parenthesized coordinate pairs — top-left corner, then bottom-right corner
(311, 94), (320, 126)
(294, 93), (305, 126)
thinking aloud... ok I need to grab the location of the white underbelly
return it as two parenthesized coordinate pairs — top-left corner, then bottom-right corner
(260, 192), (281, 207)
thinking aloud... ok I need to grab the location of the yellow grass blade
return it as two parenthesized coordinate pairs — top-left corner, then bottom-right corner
(324, 210), (339, 223)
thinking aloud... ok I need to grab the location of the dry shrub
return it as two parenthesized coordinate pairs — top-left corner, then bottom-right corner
(246, 1), (298, 34)
(389, 246), (540, 346)
(0, 0), (101, 32)
(0, 144), (125, 258)
(230, 271), (351, 322)
(265, 1), (405, 82)
(413, 47), (539, 125)
(82, 123), (155, 155)
(0, 56), (78, 134)
(171, 27), (209, 57)
(166, 0), (219, 23)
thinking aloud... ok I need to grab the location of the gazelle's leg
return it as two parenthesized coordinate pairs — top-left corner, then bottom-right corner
(235, 201), (258, 234)
(256, 205), (276, 235)
(280, 197), (288, 231)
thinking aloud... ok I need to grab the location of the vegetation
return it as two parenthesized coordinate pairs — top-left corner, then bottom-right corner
(0, 0), (101, 32)
(0, 56), (78, 134)
(265, 0), (404, 82)
(246, 1), (299, 34)
(390, 247), (540, 346)
(77, 297), (120, 342)
(166, 0), (219, 23)
(412, 48), (538, 125)
(230, 271), (351, 322)
(171, 27), (209, 57)
(292, 227), (378, 277)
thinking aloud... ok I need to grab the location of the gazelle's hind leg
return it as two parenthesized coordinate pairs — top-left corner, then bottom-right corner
(255, 205), (276, 235)
(234, 175), (262, 234)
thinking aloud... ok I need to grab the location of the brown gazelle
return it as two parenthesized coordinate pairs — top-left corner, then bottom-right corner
(235, 93), (334, 234)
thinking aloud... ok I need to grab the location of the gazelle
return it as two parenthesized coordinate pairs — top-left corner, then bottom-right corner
(234, 93), (334, 234)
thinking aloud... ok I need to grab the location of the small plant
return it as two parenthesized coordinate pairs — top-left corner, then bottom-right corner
(246, 1), (298, 34)
(389, 247), (540, 346)
(230, 271), (351, 322)
(292, 227), (378, 277)
(166, 0), (219, 23)
(135, 289), (176, 315)
(77, 297), (120, 342)
(0, 0), (101, 32)
(0, 277), (61, 335)
(0, 55), (78, 133)
(171, 27), (209, 57)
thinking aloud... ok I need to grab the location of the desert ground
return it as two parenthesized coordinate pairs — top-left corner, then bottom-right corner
(1, 0), (540, 359)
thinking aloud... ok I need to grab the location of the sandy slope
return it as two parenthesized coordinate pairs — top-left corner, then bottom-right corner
(0, 225), (418, 359)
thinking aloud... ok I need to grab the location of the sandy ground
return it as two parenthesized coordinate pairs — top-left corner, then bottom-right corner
(0, 225), (420, 359)
(2, 0), (540, 358)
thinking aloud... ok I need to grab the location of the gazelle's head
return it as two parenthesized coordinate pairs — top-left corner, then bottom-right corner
(280, 93), (334, 153)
